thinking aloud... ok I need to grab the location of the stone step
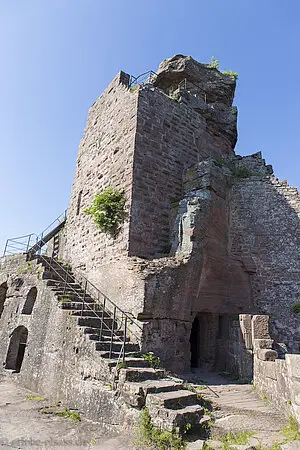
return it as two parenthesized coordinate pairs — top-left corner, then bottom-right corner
(98, 350), (140, 359)
(122, 379), (184, 396)
(185, 439), (205, 450)
(40, 261), (71, 272)
(119, 379), (184, 408)
(59, 302), (105, 312)
(146, 390), (198, 410)
(51, 285), (82, 292)
(55, 290), (93, 298)
(88, 333), (129, 342)
(42, 271), (74, 283)
(77, 316), (115, 328)
(47, 280), (83, 290)
(95, 341), (139, 353)
(43, 265), (74, 276)
(108, 358), (150, 369)
(118, 368), (165, 383)
(150, 404), (204, 432)
(71, 310), (105, 317)
(56, 293), (94, 303)
(83, 327), (124, 337)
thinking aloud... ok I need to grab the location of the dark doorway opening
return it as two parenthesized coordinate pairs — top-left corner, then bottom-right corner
(190, 313), (220, 370)
(0, 282), (8, 319)
(5, 326), (28, 373)
(22, 287), (37, 315)
(190, 316), (200, 368)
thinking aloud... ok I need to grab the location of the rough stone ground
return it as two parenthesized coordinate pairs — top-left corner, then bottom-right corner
(183, 370), (300, 449)
(0, 375), (135, 450)
(1, 372), (299, 450)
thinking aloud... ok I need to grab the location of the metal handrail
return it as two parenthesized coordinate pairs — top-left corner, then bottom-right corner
(129, 70), (157, 88)
(37, 250), (140, 364)
(172, 78), (208, 103)
(33, 234), (142, 340)
(3, 210), (67, 257)
(3, 210), (143, 365)
(3, 234), (36, 256)
(35, 210), (67, 243)
(38, 243), (143, 334)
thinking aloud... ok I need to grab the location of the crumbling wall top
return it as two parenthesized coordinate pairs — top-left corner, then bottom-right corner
(153, 54), (236, 106)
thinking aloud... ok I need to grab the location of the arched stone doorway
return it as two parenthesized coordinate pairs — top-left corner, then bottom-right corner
(5, 326), (28, 372)
(0, 282), (8, 319)
(22, 287), (37, 315)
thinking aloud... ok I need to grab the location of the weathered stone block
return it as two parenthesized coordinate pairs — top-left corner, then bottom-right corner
(257, 349), (278, 361)
(253, 339), (274, 351)
(252, 315), (270, 340)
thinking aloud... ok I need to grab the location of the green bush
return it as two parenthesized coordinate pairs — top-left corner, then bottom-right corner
(291, 302), (300, 314)
(84, 187), (126, 235)
(222, 70), (239, 80)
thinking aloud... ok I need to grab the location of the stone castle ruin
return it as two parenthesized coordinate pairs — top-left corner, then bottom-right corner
(0, 55), (299, 435)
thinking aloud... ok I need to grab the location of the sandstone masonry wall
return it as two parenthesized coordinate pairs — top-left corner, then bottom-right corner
(62, 71), (137, 280)
(251, 314), (300, 425)
(60, 72), (146, 314)
(254, 353), (300, 425)
(130, 80), (236, 259)
(230, 155), (300, 351)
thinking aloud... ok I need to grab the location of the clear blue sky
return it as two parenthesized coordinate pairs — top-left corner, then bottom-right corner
(0, 1), (299, 251)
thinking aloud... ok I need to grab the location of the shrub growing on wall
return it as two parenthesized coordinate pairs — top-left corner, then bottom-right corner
(84, 187), (126, 235)
(291, 302), (300, 314)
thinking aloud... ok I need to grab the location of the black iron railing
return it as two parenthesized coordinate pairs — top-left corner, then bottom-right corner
(37, 248), (142, 362)
(3, 210), (67, 257)
(129, 70), (157, 88)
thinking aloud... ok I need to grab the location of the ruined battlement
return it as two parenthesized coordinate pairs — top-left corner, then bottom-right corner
(153, 54), (236, 106)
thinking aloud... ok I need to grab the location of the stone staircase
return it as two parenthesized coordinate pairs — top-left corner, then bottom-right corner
(36, 254), (210, 437)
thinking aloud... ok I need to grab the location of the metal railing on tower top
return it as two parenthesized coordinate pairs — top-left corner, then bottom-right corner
(129, 70), (157, 88)
(3, 210), (67, 257)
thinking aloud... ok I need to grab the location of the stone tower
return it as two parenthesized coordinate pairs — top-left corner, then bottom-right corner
(60, 55), (300, 373)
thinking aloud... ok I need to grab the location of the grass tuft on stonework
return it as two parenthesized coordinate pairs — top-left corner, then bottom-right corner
(222, 70), (238, 80)
(137, 408), (186, 450)
(57, 297), (72, 303)
(255, 444), (281, 450)
(27, 395), (45, 401)
(55, 408), (81, 424)
(231, 167), (259, 179)
(220, 430), (255, 448)
(142, 352), (161, 369)
(281, 416), (300, 441)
